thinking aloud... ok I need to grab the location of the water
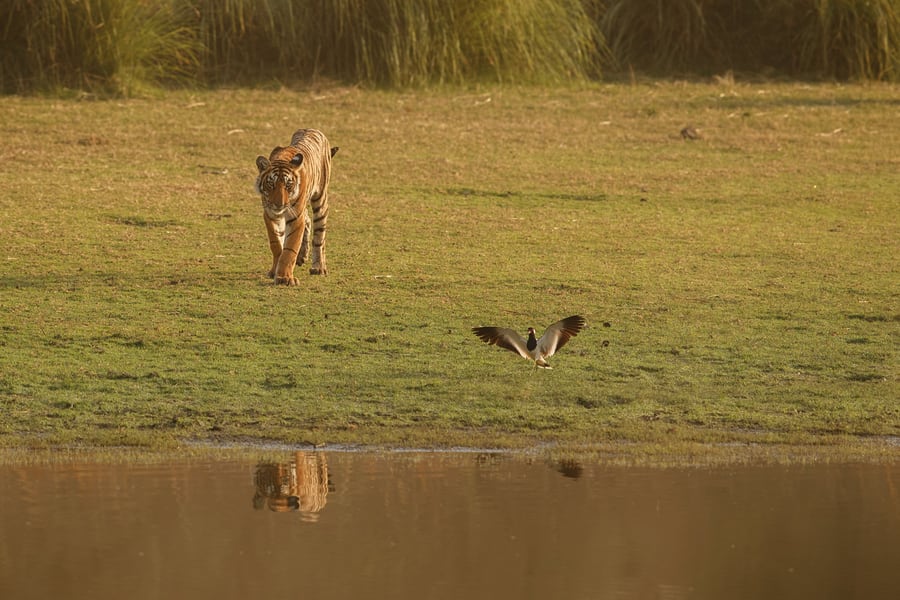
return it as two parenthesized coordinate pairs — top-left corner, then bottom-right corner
(1, 452), (897, 600)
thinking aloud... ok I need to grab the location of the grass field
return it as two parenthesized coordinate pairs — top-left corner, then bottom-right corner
(1, 81), (898, 462)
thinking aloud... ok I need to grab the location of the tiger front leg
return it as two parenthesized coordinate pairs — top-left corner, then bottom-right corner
(263, 214), (285, 279)
(272, 214), (307, 285)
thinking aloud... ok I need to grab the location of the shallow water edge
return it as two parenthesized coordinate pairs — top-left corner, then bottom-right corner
(1, 436), (898, 468)
(2, 448), (898, 600)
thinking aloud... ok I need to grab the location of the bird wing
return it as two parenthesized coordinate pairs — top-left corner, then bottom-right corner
(537, 315), (586, 358)
(471, 326), (530, 360)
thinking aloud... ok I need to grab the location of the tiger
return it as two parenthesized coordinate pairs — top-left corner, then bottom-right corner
(252, 452), (329, 517)
(255, 129), (338, 285)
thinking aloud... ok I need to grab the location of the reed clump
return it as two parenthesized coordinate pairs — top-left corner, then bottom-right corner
(192, 0), (598, 86)
(1, 0), (597, 92)
(1, 0), (897, 94)
(0, 0), (201, 95)
(798, 0), (900, 80)
(591, 0), (899, 80)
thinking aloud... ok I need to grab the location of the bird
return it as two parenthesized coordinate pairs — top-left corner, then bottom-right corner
(680, 126), (699, 140)
(471, 315), (587, 369)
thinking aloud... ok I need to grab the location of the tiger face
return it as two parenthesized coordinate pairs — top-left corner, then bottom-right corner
(255, 153), (305, 220)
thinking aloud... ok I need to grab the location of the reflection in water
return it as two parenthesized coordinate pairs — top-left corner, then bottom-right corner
(0, 453), (897, 600)
(252, 451), (331, 519)
(554, 458), (584, 479)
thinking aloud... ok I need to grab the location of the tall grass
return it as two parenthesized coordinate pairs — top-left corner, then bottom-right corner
(1, 0), (898, 94)
(190, 0), (307, 83)
(798, 0), (900, 80)
(192, 0), (598, 86)
(0, 0), (200, 95)
(595, 0), (717, 74)
(590, 0), (900, 79)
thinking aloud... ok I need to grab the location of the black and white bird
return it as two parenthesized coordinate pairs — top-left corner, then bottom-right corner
(680, 125), (699, 140)
(472, 315), (587, 369)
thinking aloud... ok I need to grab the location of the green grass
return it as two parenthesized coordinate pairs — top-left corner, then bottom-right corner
(0, 82), (898, 461)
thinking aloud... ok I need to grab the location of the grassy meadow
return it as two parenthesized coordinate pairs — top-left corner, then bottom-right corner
(0, 81), (898, 461)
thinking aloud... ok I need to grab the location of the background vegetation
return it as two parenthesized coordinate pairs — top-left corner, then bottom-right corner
(0, 82), (897, 458)
(2, 0), (899, 94)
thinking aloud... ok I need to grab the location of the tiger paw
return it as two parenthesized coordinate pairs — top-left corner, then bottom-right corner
(309, 267), (327, 275)
(274, 275), (299, 286)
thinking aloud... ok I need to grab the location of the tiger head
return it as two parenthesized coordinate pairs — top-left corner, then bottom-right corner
(255, 149), (305, 220)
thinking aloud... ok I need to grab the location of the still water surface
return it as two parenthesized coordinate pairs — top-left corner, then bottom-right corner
(1, 452), (897, 600)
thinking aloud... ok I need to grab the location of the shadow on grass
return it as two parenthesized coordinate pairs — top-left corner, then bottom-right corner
(713, 94), (900, 111)
(446, 187), (608, 203)
(109, 216), (183, 228)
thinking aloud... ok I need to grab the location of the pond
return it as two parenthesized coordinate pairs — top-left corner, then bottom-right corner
(1, 451), (897, 599)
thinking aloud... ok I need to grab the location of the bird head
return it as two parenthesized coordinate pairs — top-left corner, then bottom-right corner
(525, 327), (538, 351)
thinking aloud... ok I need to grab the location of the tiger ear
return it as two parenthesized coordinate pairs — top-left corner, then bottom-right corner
(290, 154), (303, 167)
(330, 146), (339, 158)
(256, 156), (270, 172)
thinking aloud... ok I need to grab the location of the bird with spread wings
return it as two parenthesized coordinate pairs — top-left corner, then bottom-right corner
(472, 315), (586, 369)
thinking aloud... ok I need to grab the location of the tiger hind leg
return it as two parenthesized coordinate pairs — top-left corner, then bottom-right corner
(296, 218), (311, 266)
(309, 192), (328, 275)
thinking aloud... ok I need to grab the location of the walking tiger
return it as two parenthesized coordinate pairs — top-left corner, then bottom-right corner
(255, 129), (337, 285)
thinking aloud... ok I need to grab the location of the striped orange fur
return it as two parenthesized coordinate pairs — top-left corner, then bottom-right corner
(255, 129), (337, 285)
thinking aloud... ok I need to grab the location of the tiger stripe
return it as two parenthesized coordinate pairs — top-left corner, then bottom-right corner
(255, 129), (337, 285)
